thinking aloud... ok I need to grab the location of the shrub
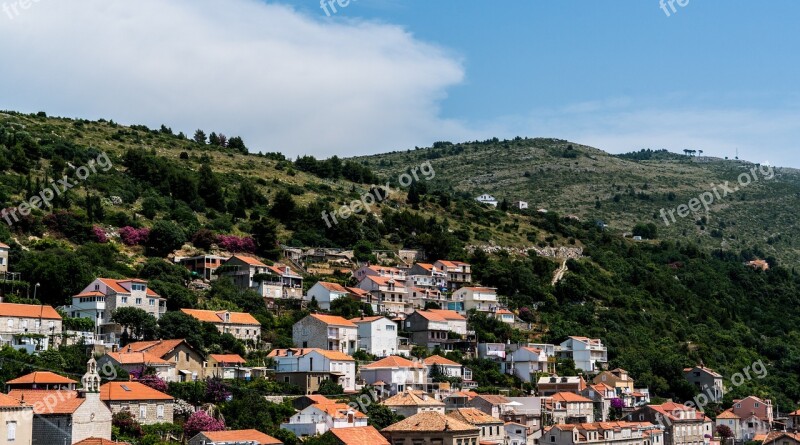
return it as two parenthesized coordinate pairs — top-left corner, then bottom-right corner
(92, 225), (108, 243)
(216, 235), (255, 253)
(183, 411), (225, 439)
(119, 226), (150, 246)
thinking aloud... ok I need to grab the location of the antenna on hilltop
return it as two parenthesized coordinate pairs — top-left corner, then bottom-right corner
(736, 148), (739, 160)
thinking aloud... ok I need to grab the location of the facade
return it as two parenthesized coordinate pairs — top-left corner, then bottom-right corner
(547, 392), (595, 424)
(447, 408), (505, 445)
(593, 369), (635, 395)
(541, 421), (664, 445)
(0, 302), (63, 353)
(360, 356), (427, 396)
(99, 381), (174, 425)
(63, 278), (166, 341)
(381, 411), (480, 445)
(682, 366), (724, 403)
(382, 391), (446, 418)
(627, 402), (712, 445)
(357, 276), (410, 316)
(306, 281), (352, 310)
(98, 351), (175, 382)
(121, 339), (205, 382)
(494, 309), (516, 324)
(469, 394), (510, 419)
(189, 429), (283, 445)
(355, 265), (408, 282)
(351, 316), (400, 357)
(217, 255), (303, 302)
(180, 309), (261, 343)
(207, 354), (250, 380)
(404, 311), (463, 351)
(714, 410), (742, 442)
(408, 263), (448, 290)
(281, 402), (368, 437)
(0, 242), (8, 274)
(555, 337), (608, 372)
(423, 355), (463, 380)
(0, 393), (34, 445)
(505, 422), (530, 445)
(433, 260), (472, 290)
(268, 348), (356, 393)
(452, 287), (499, 314)
(476, 194), (499, 207)
(513, 201), (529, 210)
(538, 376), (587, 396)
(503, 347), (549, 383)
(579, 383), (616, 423)
(177, 254), (229, 281)
(293, 313), (358, 355)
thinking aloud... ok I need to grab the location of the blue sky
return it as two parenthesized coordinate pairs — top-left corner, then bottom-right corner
(1, 0), (798, 166)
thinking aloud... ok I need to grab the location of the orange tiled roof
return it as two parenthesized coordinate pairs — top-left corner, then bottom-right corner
(210, 354), (246, 364)
(383, 391), (445, 407)
(7, 371), (76, 385)
(267, 348), (354, 361)
(415, 263), (435, 271)
(362, 356), (424, 369)
(552, 392), (592, 403)
(309, 313), (357, 327)
(180, 308), (260, 325)
(427, 309), (466, 321)
(330, 426), (389, 445)
(363, 275), (407, 287)
(230, 255), (268, 267)
(7, 390), (84, 414)
(0, 303), (62, 320)
(0, 393), (26, 407)
(97, 278), (130, 294)
(473, 394), (510, 405)
(350, 316), (388, 323)
(382, 411), (478, 433)
(414, 310), (447, 322)
(0, 242), (9, 248)
(199, 429), (282, 445)
(73, 438), (132, 445)
(100, 381), (173, 401)
(75, 291), (106, 298)
(346, 287), (371, 297)
(105, 352), (173, 366)
(447, 408), (504, 425)
(123, 339), (189, 358)
(306, 394), (335, 404)
(717, 409), (740, 419)
(318, 281), (349, 293)
(315, 402), (368, 419)
(423, 355), (461, 366)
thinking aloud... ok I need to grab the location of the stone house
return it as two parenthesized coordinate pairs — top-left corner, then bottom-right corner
(99, 381), (174, 424)
(293, 313), (358, 355)
(381, 411), (480, 445)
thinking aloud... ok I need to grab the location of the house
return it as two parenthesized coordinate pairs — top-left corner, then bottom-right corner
(0, 242), (8, 274)
(409, 287), (445, 310)
(444, 391), (476, 412)
(537, 375), (587, 396)
(505, 421), (531, 445)
(99, 381), (174, 424)
(306, 281), (352, 310)
(381, 411), (480, 445)
(494, 309), (516, 324)
(330, 426), (390, 445)
(501, 397), (545, 439)
(0, 392), (34, 445)
(407, 263), (448, 290)
(217, 255), (303, 302)
(114, 339), (205, 382)
(447, 408), (505, 444)
(513, 201), (529, 210)
(427, 310), (468, 336)
(355, 265), (407, 282)
(403, 311), (465, 351)
(478, 343), (508, 361)
(73, 438), (132, 445)
(350, 316), (400, 357)
(452, 287), (499, 314)
(503, 347), (549, 383)
(291, 394), (335, 411)
(189, 429), (283, 445)
(592, 369), (635, 396)
(62, 278), (166, 343)
(98, 351), (175, 382)
(555, 337), (608, 372)
(0, 302), (63, 353)
(382, 390), (446, 417)
(268, 348), (356, 393)
(682, 365), (724, 403)
(280, 402), (368, 437)
(433, 260), (472, 291)
(357, 276), (410, 316)
(5, 371), (77, 392)
(728, 396), (773, 440)
(579, 383), (616, 422)
(177, 254), (230, 280)
(360, 356), (427, 396)
(180, 309), (261, 343)
(761, 432), (800, 445)
(715, 410), (742, 442)
(469, 394), (510, 418)
(8, 359), (113, 445)
(207, 354), (250, 380)
(788, 409), (800, 430)
(293, 313), (358, 355)
(626, 402), (712, 445)
(476, 194), (499, 207)
(547, 392), (595, 424)
(424, 355), (463, 380)
(540, 421), (664, 445)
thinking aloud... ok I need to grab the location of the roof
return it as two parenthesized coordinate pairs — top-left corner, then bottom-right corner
(198, 429), (282, 445)
(105, 352), (173, 366)
(75, 291), (106, 298)
(305, 394), (335, 405)
(98, 278), (128, 293)
(100, 381), (173, 401)
(520, 347), (543, 355)
(363, 275), (407, 287)
(0, 242), (9, 249)
(210, 354), (247, 364)
(0, 303), (62, 320)
(414, 310), (447, 322)
(268, 348), (354, 361)
(309, 313), (357, 327)
(73, 439), (132, 445)
(423, 355), (461, 367)
(447, 408), (504, 425)
(7, 389), (84, 414)
(473, 394), (510, 405)
(123, 339), (189, 359)
(427, 309), (467, 321)
(318, 281), (349, 293)
(551, 392), (592, 403)
(717, 409), (740, 419)
(415, 263), (435, 271)
(315, 402), (368, 419)
(683, 366), (722, 378)
(362, 356), (424, 369)
(0, 393), (27, 407)
(7, 371), (76, 385)
(330, 426), (389, 445)
(460, 287), (497, 293)
(350, 316), (388, 323)
(383, 391), (446, 407)
(436, 260), (470, 268)
(346, 287), (371, 297)
(382, 411), (479, 433)
(230, 255), (268, 267)
(180, 308), (260, 325)
(646, 402), (705, 421)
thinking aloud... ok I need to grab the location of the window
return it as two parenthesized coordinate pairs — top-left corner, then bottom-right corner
(551, 437), (556, 443)
(7, 320), (12, 329)
(149, 299), (155, 306)
(139, 405), (147, 419)
(122, 296), (128, 304)
(7, 421), (16, 441)
(35, 319), (41, 328)
(157, 404), (164, 419)
(755, 402), (760, 408)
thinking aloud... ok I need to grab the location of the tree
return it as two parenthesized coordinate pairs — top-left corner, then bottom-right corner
(157, 311), (205, 351)
(269, 190), (296, 223)
(716, 425), (733, 440)
(330, 297), (373, 320)
(148, 280), (197, 311)
(365, 403), (403, 429)
(184, 411), (225, 439)
(113, 411), (143, 440)
(112, 307), (157, 344)
(632, 223), (658, 240)
(227, 136), (247, 154)
(146, 220), (187, 257)
(317, 379), (343, 396)
(138, 258), (190, 285)
(251, 217), (280, 259)
(198, 163), (225, 211)
(193, 129), (207, 144)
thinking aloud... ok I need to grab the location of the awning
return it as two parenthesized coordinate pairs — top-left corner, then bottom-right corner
(179, 370), (192, 375)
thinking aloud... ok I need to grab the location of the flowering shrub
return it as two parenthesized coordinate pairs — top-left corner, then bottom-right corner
(134, 372), (168, 393)
(610, 398), (625, 409)
(216, 235), (255, 253)
(205, 377), (232, 404)
(183, 410), (225, 438)
(174, 399), (196, 416)
(92, 225), (108, 243)
(119, 226), (150, 246)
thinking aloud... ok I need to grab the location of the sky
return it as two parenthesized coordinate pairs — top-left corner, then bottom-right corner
(0, 0), (798, 167)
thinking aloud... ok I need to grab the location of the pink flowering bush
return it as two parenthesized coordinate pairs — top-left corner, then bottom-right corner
(92, 225), (108, 243)
(119, 226), (150, 246)
(216, 235), (255, 253)
(184, 410), (225, 438)
(133, 371), (168, 393)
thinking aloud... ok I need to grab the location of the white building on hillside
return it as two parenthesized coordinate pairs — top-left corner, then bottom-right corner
(350, 316), (400, 357)
(476, 194), (499, 207)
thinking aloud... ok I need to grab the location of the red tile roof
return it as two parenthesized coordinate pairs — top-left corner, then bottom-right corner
(97, 278), (129, 294)
(100, 381), (173, 401)
(199, 429), (282, 445)
(73, 438), (132, 445)
(0, 303), (62, 320)
(0, 242), (9, 249)
(230, 255), (268, 267)
(350, 316), (388, 323)
(427, 309), (466, 321)
(7, 371), (76, 385)
(309, 313), (357, 327)
(180, 308), (260, 325)
(210, 354), (247, 364)
(318, 281), (349, 293)
(0, 393), (26, 407)
(382, 411), (478, 433)
(330, 426), (389, 445)
(8, 390), (84, 414)
(551, 392), (592, 403)
(267, 348), (354, 361)
(423, 355), (461, 366)
(362, 356), (424, 369)
(447, 408), (503, 425)
(105, 352), (173, 366)
(123, 339), (190, 358)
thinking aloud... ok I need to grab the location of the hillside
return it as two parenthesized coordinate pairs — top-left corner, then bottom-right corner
(2, 111), (800, 412)
(354, 138), (800, 265)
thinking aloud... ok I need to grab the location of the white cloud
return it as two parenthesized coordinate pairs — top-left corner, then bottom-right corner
(0, 0), (466, 157)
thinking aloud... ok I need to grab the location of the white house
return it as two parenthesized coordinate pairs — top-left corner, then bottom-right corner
(426, 309), (468, 335)
(354, 264), (407, 282)
(548, 392), (595, 424)
(555, 336), (608, 372)
(0, 241), (8, 274)
(513, 201), (529, 210)
(357, 276), (410, 316)
(382, 391), (446, 418)
(502, 347), (549, 383)
(350, 316), (400, 357)
(268, 348), (357, 392)
(541, 421), (664, 445)
(476, 194), (499, 207)
(423, 355), (463, 379)
(452, 287), (499, 314)
(494, 309), (516, 324)
(293, 313), (358, 355)
(280, 402), (368, 437)
(217, 255), (303, 302)
(0, 303), (63, 353)
(306, 281), (351, 310)
(62, 278), (166, 343)
(360, 356), (427, 396)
